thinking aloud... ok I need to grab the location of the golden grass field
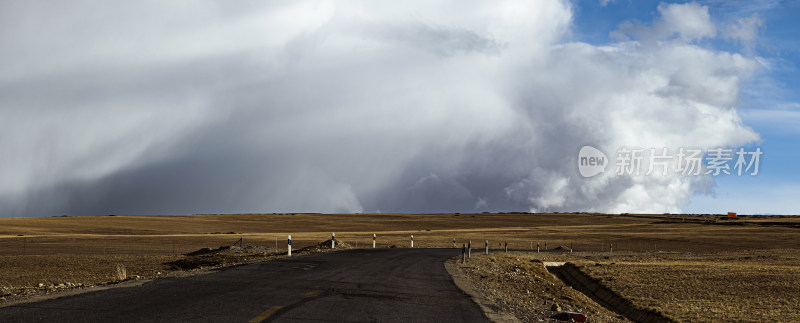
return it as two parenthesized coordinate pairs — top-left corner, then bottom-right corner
(460, 249), (800, 322)
(577, 249), (800, 322)
(1, 212), (799, 321)
(3, 212), (798, 255)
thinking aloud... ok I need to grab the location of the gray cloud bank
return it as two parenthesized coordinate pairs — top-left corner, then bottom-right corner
(0, 1), (759, 216)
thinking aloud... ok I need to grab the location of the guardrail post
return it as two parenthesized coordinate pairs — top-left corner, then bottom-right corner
(537, 241), (540, 253)
(453, 238), (456, 248)
(485, 240), (488, 254)
(288, 235), (292, 257)
(468, 240), (471, 258)
(504, 240), (507, 252)
(411, 235), (414, 248)
(373, 234), (376, 248)
(462, 243), (466, 264)
(332, 233), (335, 249)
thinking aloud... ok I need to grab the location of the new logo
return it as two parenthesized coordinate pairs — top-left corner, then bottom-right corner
(578, 146), (608, 178)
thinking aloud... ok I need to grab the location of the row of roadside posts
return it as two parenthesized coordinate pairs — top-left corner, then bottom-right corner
(285, 233), (599, 258)
(463, 239), (508, 264)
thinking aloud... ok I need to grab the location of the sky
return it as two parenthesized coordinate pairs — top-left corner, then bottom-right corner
(0, 0), (798, 216)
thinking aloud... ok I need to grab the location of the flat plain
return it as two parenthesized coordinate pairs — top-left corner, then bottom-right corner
(1, 212), (798, 321)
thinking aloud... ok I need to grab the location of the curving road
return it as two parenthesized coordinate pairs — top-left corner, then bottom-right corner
(0, 249), (489, 322)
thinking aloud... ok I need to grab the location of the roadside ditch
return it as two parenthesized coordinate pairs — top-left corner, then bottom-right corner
(545, 263), (672, 323)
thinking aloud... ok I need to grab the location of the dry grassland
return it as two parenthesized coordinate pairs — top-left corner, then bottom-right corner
(455, 249), (800, 322)
(1, 212), (798, 317)
(578, 250), (800, 322)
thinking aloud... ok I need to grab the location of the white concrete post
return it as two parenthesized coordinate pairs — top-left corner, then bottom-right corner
(537, 241), (540, 253)
(504, 240), (507, 252)
(610, 243), (613, 254)
(332, 233), (336, 249)
(485, 240), (488, 254)
(468, 240), (471, 258)
(410, 235), (414, 248)
(288, 235), (292, 257)
(373, 234), (376, 248)
(453, 238), (456, 248)
(461, 243), (466, 264)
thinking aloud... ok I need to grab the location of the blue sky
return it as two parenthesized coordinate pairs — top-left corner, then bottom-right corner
(572, 0), (800, 214)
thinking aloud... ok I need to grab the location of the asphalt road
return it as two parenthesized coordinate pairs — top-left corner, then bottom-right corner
(0, 249), (489, 322)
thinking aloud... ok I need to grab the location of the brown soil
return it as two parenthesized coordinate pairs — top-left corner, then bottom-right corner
(454, 250), (800, 322)
(578, 250), (800, 322)
(0, 250), (290, 304)
(1, 212), (799, 318)
(0, 254), (177, 302)
(452, 253), (627, 322)
(2, 213), (798, 256)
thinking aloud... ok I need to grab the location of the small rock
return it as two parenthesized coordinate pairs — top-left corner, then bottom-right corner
(37, 283), (45, 288)
(552, 311), (587, 323)
(551, 303), (562, 312)
(57, 283), (65, 288)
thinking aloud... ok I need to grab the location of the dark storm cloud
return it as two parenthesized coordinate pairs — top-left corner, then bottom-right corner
(0, 1), (759, 216)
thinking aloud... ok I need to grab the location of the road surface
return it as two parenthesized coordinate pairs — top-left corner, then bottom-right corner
(0, 249), (489, 322)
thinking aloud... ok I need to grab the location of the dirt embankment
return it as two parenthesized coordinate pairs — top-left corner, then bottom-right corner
(547, 263), (670, 322)
(451, 253), (627, 322)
